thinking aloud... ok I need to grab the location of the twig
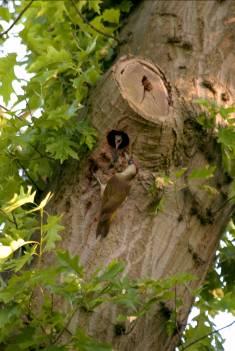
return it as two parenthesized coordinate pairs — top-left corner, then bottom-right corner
(64, 327), (73, 336)
(12, 213), (18, 229)
(7, 150), (43, 192)
(0, 208), (16, 226)
(17, 159), (42, 192)
(181, 319), (235, 350)
(70, 0), (120, 44)
(25, 99), (33, 118)
(0, 103), (31, 126)
(0, 104), (13, 114)
(51, 293), (54, 314)
(212, 195), (235, 215)
(0, 0), (34, 38)
(52, 305), (79, 344)
(1, 103), (55, 161)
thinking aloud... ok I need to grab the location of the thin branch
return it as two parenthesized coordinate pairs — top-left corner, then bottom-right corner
(7, 150), (42, 192)
(0, 103), (31, 125)
(0, 208), (16, 226)
(29, 142), (55, 161)
(12, 213), (18, 229)
(52, 306), (79, 344)
(70, 0), (120, 44)
(0, 104), (13, 114)
(212, 195), (235, 215)
(1, 104), (55, 161)
(50, 293), (54, 314)
(25, 99), (33, 119)
(16, 158), (42, 192)
(181, 320), (235, 350)
(0, 0), (34, 38)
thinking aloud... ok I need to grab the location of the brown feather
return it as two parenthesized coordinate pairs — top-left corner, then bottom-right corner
(96, 163), (137, 238)
(96, 218), (110, 238)
(96, 175), (131, 238)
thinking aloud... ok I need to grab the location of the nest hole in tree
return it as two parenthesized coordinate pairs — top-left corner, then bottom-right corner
(107, 129), (130, 149)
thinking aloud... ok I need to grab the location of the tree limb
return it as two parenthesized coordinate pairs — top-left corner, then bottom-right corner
(70, 0), (120, 44)
(0, 0), (34, 38)
(52, 305), (79, 344)
(181, 319), (235, 350)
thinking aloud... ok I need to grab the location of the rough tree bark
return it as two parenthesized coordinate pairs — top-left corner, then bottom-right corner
(49, 1), (235, 350)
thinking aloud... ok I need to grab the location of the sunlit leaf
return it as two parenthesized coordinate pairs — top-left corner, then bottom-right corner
(28, 192), (53, 213)
(28, 46), (72, 73)
(88, 0), (102, 14)
(0, 7), (11, 21)
(102, 9), (120, 24)
(189, 165), (216, 180)
(0, 239), (37, 260)
(3, 186), (36, 213)
(0, 54), (17, 104)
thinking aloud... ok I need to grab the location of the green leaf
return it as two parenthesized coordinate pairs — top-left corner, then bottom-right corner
(4, 326), (40, 350)
(0, 304), (21, 328)
(119, 0), (133, 13)
(28, 46), (72, 73)
(175, 167), (187, 178)
(86, 37), (97, 55)
(57, 250), (83, 275)
(73, 328), (112, 351)
(197, 113), (214, 129)
(88, 0), (102, 14)
(189, 165), (216, 180)
(46, 136), (79, 163)
(218, 128), (235, 148)
(43, 215), (64, 251)
(102, 9), (120, 24)
(97, 260), (125, 282)
(194, 98), (217, 109)
(83, 66), (101, 85)
(0, 54), (17, 104)
(0, 7), (11, 21)
(219, 106), (235, 119)
(2, 245), (37, 272)
(77, 121), (97, 150)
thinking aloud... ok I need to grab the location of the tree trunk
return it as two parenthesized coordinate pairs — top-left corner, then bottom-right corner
(50, 1), (235, 350)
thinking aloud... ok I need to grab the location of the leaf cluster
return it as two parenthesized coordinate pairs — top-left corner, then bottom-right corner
(0, 0), (132, 204)
(0, 185), (196, 350)
(179, 100), (235, 350)
(195, 99), (235, 176)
